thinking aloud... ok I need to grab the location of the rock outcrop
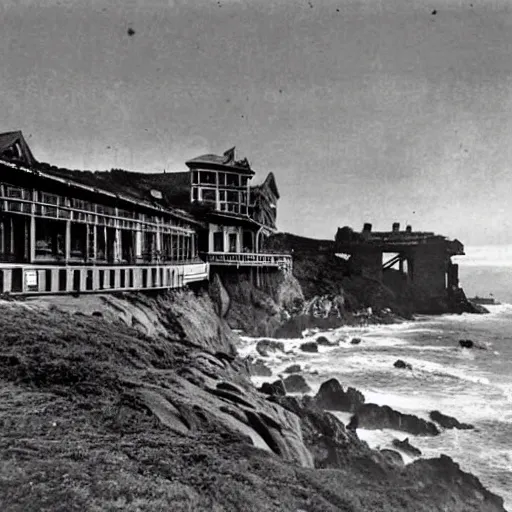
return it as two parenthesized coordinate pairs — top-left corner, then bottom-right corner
(282, 374), (311, 394)
(393, 437), (422, 457)
(299, 341), (318, 353)
(430, 410), (474, 430)
(394, 359), (413, 370)
(256, 339), (285, 357)
(348, 404), (440, 436)
(313, 378), (365, 412)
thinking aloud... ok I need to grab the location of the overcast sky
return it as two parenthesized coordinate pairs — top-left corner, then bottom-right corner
(1, 0), (511, 245)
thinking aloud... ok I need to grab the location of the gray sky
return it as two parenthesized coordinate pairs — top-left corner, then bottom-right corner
(1, 0), (512, 245)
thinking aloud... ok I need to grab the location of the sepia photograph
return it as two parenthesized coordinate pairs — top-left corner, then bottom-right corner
(0, 0), (511, 510)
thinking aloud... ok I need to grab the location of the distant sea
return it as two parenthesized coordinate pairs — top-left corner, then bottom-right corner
(240, 246), (512, 511)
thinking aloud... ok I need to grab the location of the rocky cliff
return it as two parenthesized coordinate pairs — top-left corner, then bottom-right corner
(0, 291), (505, 511)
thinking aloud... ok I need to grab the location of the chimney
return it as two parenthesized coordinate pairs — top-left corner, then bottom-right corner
(363, 223), (372, 233)
(406, 225), (412, 233)
(392, 222), (400, 233)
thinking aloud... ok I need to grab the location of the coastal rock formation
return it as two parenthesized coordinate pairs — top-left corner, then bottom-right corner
(393, 437), (422, 457)
(380, 449), (405, 466)
(299, 341), (318, 353)
(350, 337), (362, 344)
(256, 339), (285, 357)
(245, 356), (273, 377)
(315, 335), (337, 346)
(258, 379), (286, 396)
(282, 374), (311, 394)
(283, 364), (301, 374)
(459, 339), (488, 350)
(0, 293), (506, 512)
(314, 378), (365, 412)
(430, 410), (474, 430)
(394, 359), (413, 370)
(348, 404), (440, 436)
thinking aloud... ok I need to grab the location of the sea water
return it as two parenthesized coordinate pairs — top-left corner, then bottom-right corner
(240, 299), (512, 509)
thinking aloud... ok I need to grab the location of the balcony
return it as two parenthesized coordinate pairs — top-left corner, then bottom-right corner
(202, 251), (292, 272)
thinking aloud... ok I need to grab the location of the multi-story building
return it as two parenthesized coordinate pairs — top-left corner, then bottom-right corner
(0, 131), (208, 295)
(186, 148), (291, 272)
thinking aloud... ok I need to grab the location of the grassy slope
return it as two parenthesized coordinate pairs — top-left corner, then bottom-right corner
(0, 300), (506, 512)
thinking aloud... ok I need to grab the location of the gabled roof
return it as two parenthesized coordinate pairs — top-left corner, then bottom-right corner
(0, 131), (36, 166)
(186, 147), (254, 175)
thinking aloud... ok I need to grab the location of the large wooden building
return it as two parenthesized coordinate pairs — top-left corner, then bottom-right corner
(0, 133), (291, 295)
(0, 131), (208, 295)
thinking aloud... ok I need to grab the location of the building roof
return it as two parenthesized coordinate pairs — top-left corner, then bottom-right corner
(186, 147), (255, 175)
(0, 131), (36, 166)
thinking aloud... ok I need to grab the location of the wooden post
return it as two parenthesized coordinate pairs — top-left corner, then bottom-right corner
(65, 220), (71, 262)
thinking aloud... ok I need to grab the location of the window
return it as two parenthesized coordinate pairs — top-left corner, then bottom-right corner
(70, 223), (87, 259)
(228, 233), (237, 253)
(192, 171), (199, 184)
(226, 191), (238, 203)
(35, 218), (65, 258)
(241, 176), (249, 187)
(192, 187), (198, 200)
(226, 174), (239, 187)
(218, 173), (226, 186)
(213, 232), (224, 252)
(200, 171), (216, 185)
(201, 189), (216, 202)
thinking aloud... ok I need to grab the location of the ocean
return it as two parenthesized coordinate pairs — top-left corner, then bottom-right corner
(240, 263), (512, 511)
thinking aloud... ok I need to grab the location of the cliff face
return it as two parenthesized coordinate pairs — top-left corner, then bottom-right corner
(0, 293), (505, 511)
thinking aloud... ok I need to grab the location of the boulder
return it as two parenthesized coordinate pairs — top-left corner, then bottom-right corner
(459, 339), (474, 349)
(300, 341), (318, 353)
(316, 336), (337, 346)
(430, 410), (474, 430)
(314, 378), (365, 412)
(283, 364), (301, 374)
(348, 403), (440, 436)
(380, 449), (404, 466)
(245, 357), (272, 377)
(350, 337), (362, 345)
(258, 379), (286, 396)
(256, 339), (285, 357)
(392, 437), (422, 457)
(393, 359), (413, 370)
(283, 374), (312, 394)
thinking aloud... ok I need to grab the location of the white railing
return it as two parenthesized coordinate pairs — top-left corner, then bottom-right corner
(203, 252), (292, 271)
(0, 261), (209, 295)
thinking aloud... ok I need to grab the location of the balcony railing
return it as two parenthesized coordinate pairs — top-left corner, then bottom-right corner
(202, 251), (292, 272)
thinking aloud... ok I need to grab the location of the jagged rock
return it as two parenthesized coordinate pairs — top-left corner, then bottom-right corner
(245, 356), (272, 377)
(459, 339), (474, 349)
(300, 341), (318, 353)
(283, 364), (301, 374)
(430, 410), (474, 430)
(348, 404), (440, 436)
(259, 379), (286, 396)
(256, 339), (285, 357)
(283, 374), (311, 394)
(316, 336), (337, 346)
(392, 437), (422, 457)
(209, 273), (230, 318)
(394, 359), (413, 370)
(314, 378), (365, 412)
(380, 449), (404, 466)
(350, 337), (362, 345)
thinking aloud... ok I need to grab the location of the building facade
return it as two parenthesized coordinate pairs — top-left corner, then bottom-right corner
(186, 148), (291, 272)
(0, 131), (208, 295)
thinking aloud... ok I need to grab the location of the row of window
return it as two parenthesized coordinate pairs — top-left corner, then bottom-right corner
(0, 216), (197, 263)
(191, 170), (250, 188)
(192, 187), (248, 204)
(0, 183), (191, 233)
